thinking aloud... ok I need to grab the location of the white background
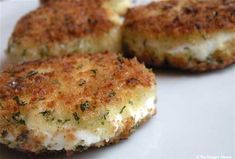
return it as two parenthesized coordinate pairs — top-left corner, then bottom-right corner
(0, 1), (234, 159)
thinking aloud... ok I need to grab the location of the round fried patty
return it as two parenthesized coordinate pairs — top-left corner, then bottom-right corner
(123, 0), (235, 72)
(40, 0), (132, 15)
(7, 0), (123, 63)
(0, 52), (156, 154)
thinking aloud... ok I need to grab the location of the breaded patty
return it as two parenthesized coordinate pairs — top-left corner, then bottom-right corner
(40, 0), (132, 15)
(123, 0), (235, 72)
(7, 0), (122, 63)
(0, 52), (157, 154)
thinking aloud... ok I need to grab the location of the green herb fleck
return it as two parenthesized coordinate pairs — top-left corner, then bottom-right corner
(0, 101), (3, 109)
(38, 97), (46, 101)
(73, 112), (80, 123)
(13, 96), (27, 106)
(120, 106), (126, 114)
(40, 110), (54, 121)
(76, 146), (88, 152)
(40, 110), (51, 116)
(40, 45), (49, 58)
(57, 119), (70, 124)
(26, 70), (38, 78)
(103, 111), (109, 120)
(21, 49), (27, 57)
(132, 123), (140, 130)
(80, 101), (90, 112)
(64, 119), (70, 123)
(108, 91), (116, 97)
(12, 112), (25, 125)
(117, 56), (124, 63)
(52, 79), (61, 85)
(76, 64), (84, 70)
(101, 121), (105, 125)
(78, 79), (86, 86)
(90, 69), (97, 75)
(128, 100), (133, 105)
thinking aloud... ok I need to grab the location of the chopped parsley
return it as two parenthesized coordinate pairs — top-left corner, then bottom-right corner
(40, 45), (49, 58)
(90, 69), (97, 75)
(103, 111), (109, 120)
(80, 101), (90, 112)
(57, 119), (70, 124)
(38, 97), (46, 101)
(40, 110), (54, 121)
(73, 112), (80, 123)
(132, 123), (140, 130)
(78, 79), (86, 86)
(76, 146), (88, 152)
(108, 91), (116, 97)
(13, 96), (27, 106)
(101, 121), (105, 125)
(76, 64), (84, 70)
(21, 49), (27, 57)
(0, 101), (3, 109)
(120, 106), (126, 114)
(12, 112), (25, 125)
(40, 110), (51, 116)
(26, 70), (38, 78)
(52, 79), (61, 85)
(128, 100), (134, 105)
(143, 39), (147, 47)
(117, 56), (124, 63)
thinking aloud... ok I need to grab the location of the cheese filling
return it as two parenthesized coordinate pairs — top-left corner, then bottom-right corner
(42, 96), (156, 150)
(0, 95), (156, 151)
(169, 33), (235, 61)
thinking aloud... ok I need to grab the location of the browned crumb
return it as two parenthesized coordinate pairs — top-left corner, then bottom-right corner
(124, 0), (235, 38)
(12, 0), (115, 45)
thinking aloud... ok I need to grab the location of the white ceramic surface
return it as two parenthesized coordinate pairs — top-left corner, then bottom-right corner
(0, 1), (234, 159)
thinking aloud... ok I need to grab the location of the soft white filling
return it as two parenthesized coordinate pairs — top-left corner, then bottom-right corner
(169, 33), (235, 61)
(5, 133), (15, 143)
(74, 130), (101, 146)
(1, 96), (156, 150)
(130, 97), (156, 123)
(44, 96), (156, 150)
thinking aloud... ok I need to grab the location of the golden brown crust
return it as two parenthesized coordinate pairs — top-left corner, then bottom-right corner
(124, 0), (235, 38)
(11, 0), (115, 46)
(39, 0), (111, 6)
(166, 49), (235, 72)
(0, 52), (155, 120)
(40, 0), (53, 5)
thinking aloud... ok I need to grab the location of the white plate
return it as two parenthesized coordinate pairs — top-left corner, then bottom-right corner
(0, 1), (234, 159)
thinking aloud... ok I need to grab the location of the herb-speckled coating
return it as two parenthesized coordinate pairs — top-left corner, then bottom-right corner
(123, 0), (235, 72)
(7, 0), (123, 63)
(0, 52), (156, 154)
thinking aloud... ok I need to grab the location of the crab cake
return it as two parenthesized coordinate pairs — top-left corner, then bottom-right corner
(0, 52), (156, 154)
(123, 0), (235, 72)
(7, 0), (122, 63)
(40, 0), (132, 15)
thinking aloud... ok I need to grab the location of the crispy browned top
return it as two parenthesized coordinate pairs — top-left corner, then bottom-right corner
(124, 0), (235, 37)
(40, 0), (106, 5)
(40, 0), (54, 5)
(0, 52), (155, 117)
(11, 0), (116, 45)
